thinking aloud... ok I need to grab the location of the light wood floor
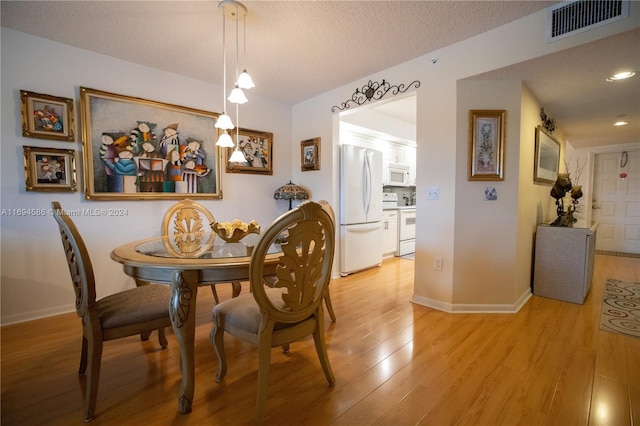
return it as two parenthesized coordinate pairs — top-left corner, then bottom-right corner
(2, 254), (639, 425)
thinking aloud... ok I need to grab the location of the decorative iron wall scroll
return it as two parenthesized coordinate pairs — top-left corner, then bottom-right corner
(331, 79), (420, 112)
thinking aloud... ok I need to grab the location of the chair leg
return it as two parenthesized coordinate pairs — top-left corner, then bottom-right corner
(231, 281), (242, 297)
(324, 291), (336, 322)
(210, 324), (227, 382)
(210, 285), (220, 304)
(140, 330), (152, 341)
(256, 333), (273, 425)
(312, 324), (335, 386)
(158, 328), (168, 349)
(84, 336), (103, 422)
(79, 336), (88, 375)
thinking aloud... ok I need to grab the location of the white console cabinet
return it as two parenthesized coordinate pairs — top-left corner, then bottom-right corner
(533, 221), (598, 304)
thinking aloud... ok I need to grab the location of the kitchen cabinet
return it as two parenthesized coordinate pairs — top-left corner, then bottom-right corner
(533, 221), (599, 304)
(405, 145), (416, 185)
(383, 209), (398, 257)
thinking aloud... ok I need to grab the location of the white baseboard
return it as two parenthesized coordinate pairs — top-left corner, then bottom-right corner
(411, 289), (532, 314)
(1, 303), (75, 326)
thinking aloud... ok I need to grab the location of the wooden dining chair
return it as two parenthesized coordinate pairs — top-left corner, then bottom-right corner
(210, 200), (336, 424)
(318, 199), (337, 322)
(161, 198), (242, 303)
(50, 201), (172, 422)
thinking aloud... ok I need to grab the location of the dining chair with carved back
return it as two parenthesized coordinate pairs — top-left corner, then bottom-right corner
(51, 201), (172, 422)
(210, 200), (336, 424)
(161, 198), (242, 303)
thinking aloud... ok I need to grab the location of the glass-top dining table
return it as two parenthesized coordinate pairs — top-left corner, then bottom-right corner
(110, 232), (282, 414)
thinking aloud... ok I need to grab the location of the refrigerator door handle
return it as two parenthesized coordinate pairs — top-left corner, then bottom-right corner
(363, 153), (371, 215)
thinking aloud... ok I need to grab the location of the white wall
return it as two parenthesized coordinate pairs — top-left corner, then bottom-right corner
(452, 80), (523, 309)
(1, 28), (293, 324)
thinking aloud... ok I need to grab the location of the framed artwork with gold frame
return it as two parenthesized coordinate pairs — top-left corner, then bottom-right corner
(468, 110), (505, 181)
(20, 90), (75, 141)
(80, 86), (222, 200)
(23, 146), (77, 192)
(301, 137), (320, 171)
(225, 128), (273, 175)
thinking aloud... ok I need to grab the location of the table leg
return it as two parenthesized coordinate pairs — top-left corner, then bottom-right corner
(169, 269), (199, 414)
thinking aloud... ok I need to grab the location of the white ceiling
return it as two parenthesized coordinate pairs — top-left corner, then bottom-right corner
(2, 1), (638, 148)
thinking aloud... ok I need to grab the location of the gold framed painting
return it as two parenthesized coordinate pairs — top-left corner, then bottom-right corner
(301, 137), (320, 171)
(23, 146), (77, 192)
(225, 128), (273, 175)
(20, 90), (75, 141)
(468, 110), (505, 181)
(80, 87), (222, 200)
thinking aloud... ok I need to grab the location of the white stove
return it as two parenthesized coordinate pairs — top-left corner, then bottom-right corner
(383, 192), (399, 208)
(382, 192), (415, 256)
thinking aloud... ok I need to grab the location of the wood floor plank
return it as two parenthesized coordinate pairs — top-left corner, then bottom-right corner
(2, 254), (639, 425)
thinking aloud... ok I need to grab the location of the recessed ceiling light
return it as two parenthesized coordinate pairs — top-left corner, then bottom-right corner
(613, 121), (629, 126)
(606, 71), (636, 82)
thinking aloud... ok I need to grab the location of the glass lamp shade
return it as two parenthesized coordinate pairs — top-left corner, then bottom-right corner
(216, 131), (235, 148)
(215, 113), (234, 130)
(274, 181), (309, 210)
(237, 70), (255, 89)
(228, 86), (248, 104)
(228, 147), (247, 163)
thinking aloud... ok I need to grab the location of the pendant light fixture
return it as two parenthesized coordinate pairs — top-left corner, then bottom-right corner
(216, 0), (254, 162)
(237, 11), (255, 89)
(215, 0), (235, 147)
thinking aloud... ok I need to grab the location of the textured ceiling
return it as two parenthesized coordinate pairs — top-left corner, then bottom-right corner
(2, 1), (639, 148)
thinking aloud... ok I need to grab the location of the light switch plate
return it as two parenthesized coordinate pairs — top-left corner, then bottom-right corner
(427, 186), (439, 200)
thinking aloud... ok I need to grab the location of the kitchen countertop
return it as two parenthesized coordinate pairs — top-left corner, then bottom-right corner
(383, 205), (416, 210)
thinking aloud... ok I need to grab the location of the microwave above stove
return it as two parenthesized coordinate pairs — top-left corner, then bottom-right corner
(385, 163), (410, 186)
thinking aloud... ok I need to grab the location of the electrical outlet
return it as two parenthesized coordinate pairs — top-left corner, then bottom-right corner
(434, 256), (443, 271)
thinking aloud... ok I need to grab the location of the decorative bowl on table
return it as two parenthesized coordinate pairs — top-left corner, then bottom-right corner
(211, 219), (260, 242)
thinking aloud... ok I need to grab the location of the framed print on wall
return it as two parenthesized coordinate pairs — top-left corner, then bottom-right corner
(80, 87), (222, 200)
(20, 90), (75, 141)
(468, 109), (505, 181)
(23, 146), (77, 192)
(225, 128), (273, 175)
(301, 137), (320, 171)
(534, 125), (561, 184)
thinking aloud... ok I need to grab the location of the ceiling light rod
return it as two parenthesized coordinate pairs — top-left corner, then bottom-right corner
(221, 0), (248, 104)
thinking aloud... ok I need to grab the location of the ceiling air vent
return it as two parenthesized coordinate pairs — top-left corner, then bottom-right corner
(547, 0), (629, 42)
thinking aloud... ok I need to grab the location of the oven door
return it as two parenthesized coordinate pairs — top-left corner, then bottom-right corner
(399, 209), (416, 240)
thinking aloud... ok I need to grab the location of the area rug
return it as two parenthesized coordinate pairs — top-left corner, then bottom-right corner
(600, 279), (640, 338)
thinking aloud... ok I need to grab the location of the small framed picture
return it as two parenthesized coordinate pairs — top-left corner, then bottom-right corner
(468, 110), (505, 181)
(225, 128), (273, 175)
(484, 187), (497, 200)
(23, 146), (77, 192)
(301, 137), (320, 171)
(20, 90), (75, 141)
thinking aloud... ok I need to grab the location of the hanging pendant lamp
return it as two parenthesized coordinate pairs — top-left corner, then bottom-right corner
(217, 0), (250, 160)
(237, 11), (255, 89)
(215, 0), (234, 146)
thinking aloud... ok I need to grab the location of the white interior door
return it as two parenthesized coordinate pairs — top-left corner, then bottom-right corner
(592, 150), (640, 254)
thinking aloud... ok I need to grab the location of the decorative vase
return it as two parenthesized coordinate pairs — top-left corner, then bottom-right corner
(570, 185), (583, 201)
(480, 153), (490, 168)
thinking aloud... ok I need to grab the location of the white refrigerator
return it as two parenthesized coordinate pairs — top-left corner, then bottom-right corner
(339, 144), (383, 276)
